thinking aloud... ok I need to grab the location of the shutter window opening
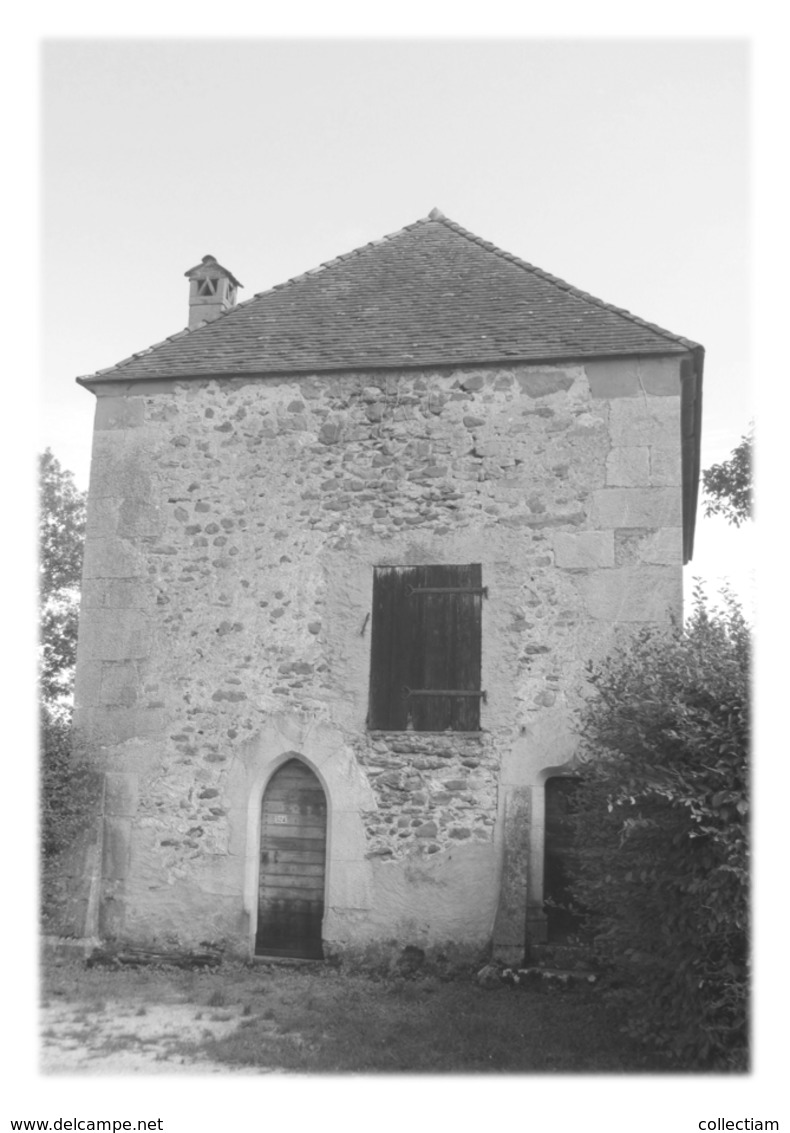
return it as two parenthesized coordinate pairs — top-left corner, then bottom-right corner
(368, 564), (484, 732)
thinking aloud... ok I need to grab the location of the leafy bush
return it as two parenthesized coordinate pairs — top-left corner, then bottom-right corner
(40, 709), (103, 936)
(39, 449), (86, 712)
(568, 587), (749, 1069)
(41, 710), (100, 860)
(39, 452), (95, 933)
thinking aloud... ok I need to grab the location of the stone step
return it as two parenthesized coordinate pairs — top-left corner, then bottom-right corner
(86, 946), (223, 969)
(511, 966), (597, 989)
(478, 962), (597, 991)
(512, 965), (598, 992)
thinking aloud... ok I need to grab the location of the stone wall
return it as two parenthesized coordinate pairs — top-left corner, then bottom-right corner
(71, 355), (686, 957)
(357, 733), (498, 860)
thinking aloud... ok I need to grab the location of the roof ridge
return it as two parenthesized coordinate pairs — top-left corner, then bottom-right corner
(252, 213), (436, 300)
(431, 213), (699, 350)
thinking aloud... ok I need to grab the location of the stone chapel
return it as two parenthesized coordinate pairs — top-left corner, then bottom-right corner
(69, 210), (703, 964)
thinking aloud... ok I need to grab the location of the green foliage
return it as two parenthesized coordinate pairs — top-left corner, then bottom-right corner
(568, 586), (749, 1069)
(39, 449), (87, 712)
(39, 451), (95, 932)
(702, 429), (752, 526)
(41, 711), (100, 859)
(40, 711), (102, 935)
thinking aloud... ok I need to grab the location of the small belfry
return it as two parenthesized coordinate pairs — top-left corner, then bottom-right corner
(184, 254), (242, 329)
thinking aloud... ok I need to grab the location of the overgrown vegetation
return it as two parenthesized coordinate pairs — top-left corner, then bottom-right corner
(41, 712), (99, 859)
(568, 587), (749, 1070)
(39, 449), (86, 714)
(39, 450), (92, 929)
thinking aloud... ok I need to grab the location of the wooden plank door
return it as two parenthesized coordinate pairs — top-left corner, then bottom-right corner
(255, 759), (327, 959)
(543, 776), (583, 943)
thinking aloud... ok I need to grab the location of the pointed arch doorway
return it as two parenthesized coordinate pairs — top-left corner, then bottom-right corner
(255, 758), (327, 959)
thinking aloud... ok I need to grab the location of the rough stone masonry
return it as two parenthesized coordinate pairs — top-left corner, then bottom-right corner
(67, 350), (687, 966)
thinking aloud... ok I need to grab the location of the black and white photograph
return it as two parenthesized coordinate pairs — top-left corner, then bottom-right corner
(7, 10), (785, 1132)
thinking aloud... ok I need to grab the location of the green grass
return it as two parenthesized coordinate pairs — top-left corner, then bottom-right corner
(42, 953), (671, 1073)
(188, 977), (655, 1073)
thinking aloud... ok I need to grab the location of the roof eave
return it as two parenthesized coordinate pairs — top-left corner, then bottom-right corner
(76, 343), (695, 389)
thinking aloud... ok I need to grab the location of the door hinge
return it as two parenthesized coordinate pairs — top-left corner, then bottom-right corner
(403, 687), (487, 703)
(406, 585), (488, 598)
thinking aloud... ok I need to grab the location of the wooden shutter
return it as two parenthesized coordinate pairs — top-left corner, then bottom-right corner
(368, 564), (483, 731)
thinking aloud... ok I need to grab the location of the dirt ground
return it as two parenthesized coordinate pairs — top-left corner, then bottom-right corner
(40, 998), (273, 1074)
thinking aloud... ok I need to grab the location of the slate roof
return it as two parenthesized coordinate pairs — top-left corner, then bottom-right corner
(78, 210), (700, 385)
